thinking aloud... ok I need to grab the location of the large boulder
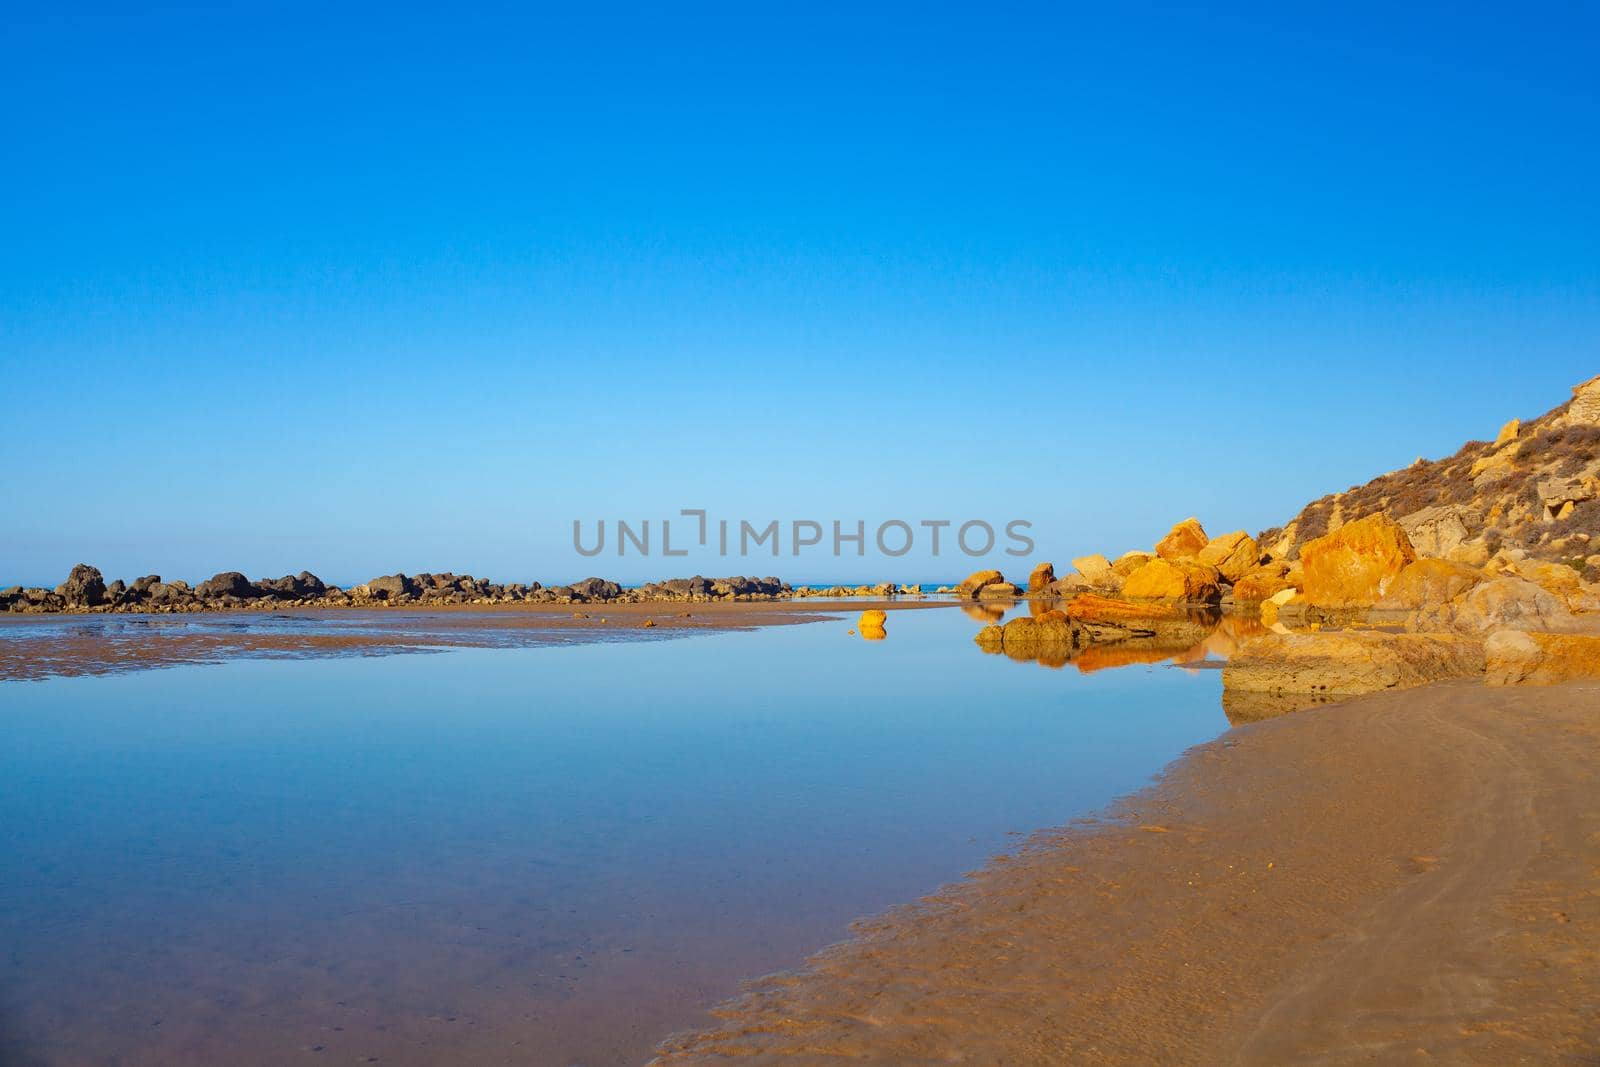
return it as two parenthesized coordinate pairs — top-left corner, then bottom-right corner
(365, 573), (417, 601)
(977, 581), (1023, 599)
(1223, 631), (1486, 696)
(956, 569), (1006, 599)
(148, 579), (192, 606)
(1485, 629), (1600, 685)
(1430, 577), (1575, 634)
(1232, 562), (1296, 602)
(1071, 554), (1114, 586)
(1026, 562), (1056, 595)
(54, 563), (107, 608)
(1398, 505), (1470, 559)
(1121, 558), (1222, 601)
(1299, 513), (1417, 608)
(1111, 552), (1155, 578)
(1515, 561), (1585, 606)
(571, 577), (623, 601)
(1155, 518), (1209, 560)
(196, 571), (260, 599)
(1195, 531), (1259, 583)
(1374, 558), (1486, 611)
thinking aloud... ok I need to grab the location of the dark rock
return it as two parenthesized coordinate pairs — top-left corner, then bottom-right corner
(149, 580), (192, 605)
(367, 573), (417, 600)
(55, 563), (108, 608)
(196, 571), (259, 599)
(570, 577), (622, 601)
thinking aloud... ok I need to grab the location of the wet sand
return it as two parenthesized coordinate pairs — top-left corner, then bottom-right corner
(653, 680), (1600, 1064)
(0, 600), (945, 682)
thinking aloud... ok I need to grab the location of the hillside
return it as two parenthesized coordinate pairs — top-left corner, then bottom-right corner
(1258, 375), (1600, 575)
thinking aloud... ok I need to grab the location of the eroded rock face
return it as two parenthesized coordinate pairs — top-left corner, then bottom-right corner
(1399, 506), (1470, 559)
(1375, 558), (1486, 611)
(1223, 631), (1486, 696)
(1155, 518), (1209, 561)
(1486, 629), (1600, 685)
(1195, 531), (1259, 583)
(1121, 559), (1222, 601)
(1299, 514), (1417, 608)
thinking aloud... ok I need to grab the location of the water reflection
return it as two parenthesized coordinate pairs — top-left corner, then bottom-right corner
(0, 609), (1230, 1067)
(967, 601), (1267, 674)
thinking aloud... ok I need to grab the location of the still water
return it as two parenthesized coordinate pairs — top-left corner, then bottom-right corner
(1, 607), (1229, 1065)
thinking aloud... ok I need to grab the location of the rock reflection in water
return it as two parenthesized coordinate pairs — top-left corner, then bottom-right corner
(971, 605), (1269, 684)
(1220, 688), (1343, 725)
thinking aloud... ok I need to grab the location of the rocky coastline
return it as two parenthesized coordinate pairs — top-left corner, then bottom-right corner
(962, 376), (1600, 704)
(0, 567), (940, 615)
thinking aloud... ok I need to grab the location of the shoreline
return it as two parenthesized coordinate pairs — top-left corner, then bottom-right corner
(0, 600), (950, 683)
(652, 679), (1599, 1064)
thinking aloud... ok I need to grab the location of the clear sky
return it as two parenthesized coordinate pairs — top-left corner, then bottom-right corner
(3, 4), (1597, 586)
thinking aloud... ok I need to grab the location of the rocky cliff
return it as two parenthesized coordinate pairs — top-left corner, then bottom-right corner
(1258, 375), (1600, 573)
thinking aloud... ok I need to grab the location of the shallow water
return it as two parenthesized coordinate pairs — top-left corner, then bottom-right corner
(0, 607), (1229, 1065)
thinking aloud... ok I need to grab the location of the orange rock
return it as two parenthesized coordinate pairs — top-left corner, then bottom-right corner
(1299, 513), (1417, 608)
(1232, 562), (1295, 602)
(1485, 629), (1600, 684)
(1121, 558), (1223, 601)
(858, 609), (887, 628)
(1064, 592), (1188, 623)
(1155, 518), (1209, 560)
(1374, 558), (1486, 610)
(956, 569), (1005, 599)
(1516, 561), (1584, 605)
(1075, 643), (1180, 673)
(1223, 631), (1485, 696)
(1196, 530), (1259, 583)
(1026, 561), (1056, 594)
(1112, 552), (1155, 578)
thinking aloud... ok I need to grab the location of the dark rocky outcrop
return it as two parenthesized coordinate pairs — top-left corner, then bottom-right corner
(55, 563), (107, 608)
(196, 571), (260, 600)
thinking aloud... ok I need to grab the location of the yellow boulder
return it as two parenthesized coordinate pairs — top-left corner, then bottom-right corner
(1374, 558), (1486, 610)
(1299, 513), (1417, 608)
(1196, 530), (1259, 583)
(1486, 629), (1600, 685)
(1155, 518), (1209, 560)
(1122, 558), (1223, 601)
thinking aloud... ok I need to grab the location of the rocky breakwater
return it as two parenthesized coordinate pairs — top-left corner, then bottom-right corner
(1, 565), (801, 613)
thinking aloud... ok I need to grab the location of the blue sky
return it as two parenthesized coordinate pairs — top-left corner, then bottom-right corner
(3, 4), (1597, 585)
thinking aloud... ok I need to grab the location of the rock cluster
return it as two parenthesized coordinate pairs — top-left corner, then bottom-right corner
(1, 565), (798, 613)
(988, 380), (1600, 701)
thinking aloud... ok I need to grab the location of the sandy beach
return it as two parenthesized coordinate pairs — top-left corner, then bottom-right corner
(654, 679), (1599, 1064)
